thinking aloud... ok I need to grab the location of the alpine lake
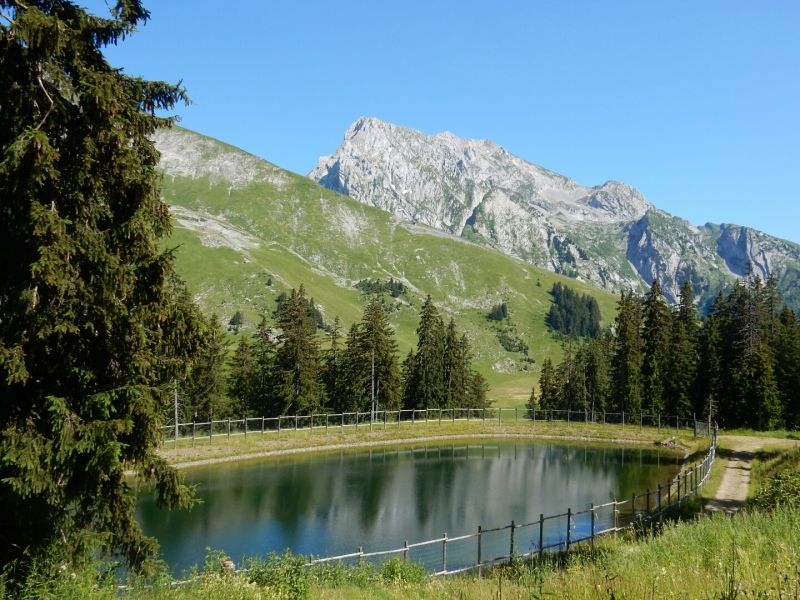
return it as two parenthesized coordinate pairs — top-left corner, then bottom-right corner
(136, 439), (683, 575)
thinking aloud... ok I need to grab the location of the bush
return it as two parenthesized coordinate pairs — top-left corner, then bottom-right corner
(245, 551), (309, 600)
(379, 557), (427, 584)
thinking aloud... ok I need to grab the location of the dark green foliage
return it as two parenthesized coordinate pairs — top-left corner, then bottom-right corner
(182, 314), (231, 420)
(665, 281), (699, 418)
(611, 291), (644, 414)
(321, 316), (342, 411)
(487, 301), (508, 321)
(335, 299), (401, 413)
(494, 324), (529, 355)
(274, 290), (325, 329)
(536, 270), (800, 430)
(531, 357), (559, 412)
(546, 283), (601, 338)
(354, 277), (407, 298)
(401, 296), (487, 409)
(641, 281), (671, 414)
(0, 0), (201, 579)
(272, 286), (324, 414)
(402, 295), (446, 409)
(228, 310), (245, 333)
(228, 335), (256, 414)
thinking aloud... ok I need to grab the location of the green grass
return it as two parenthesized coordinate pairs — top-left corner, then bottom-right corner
(161, 128), (620, 405)
(157, 418), (702, 468)
(15, 507), (800, 599)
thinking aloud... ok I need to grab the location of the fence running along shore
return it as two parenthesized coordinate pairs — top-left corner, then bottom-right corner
(161, 407), (713, 448)
(301, 426), (717, 576)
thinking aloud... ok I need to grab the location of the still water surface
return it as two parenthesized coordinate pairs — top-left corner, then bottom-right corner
(136, 441), (681, 574)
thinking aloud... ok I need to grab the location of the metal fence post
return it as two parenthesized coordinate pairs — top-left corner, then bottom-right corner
(244, 417), (247, 439)
(613, 498), (618, 533)
(208, 420), (212, 443)
(403, 540), (409, 563)
(341, 413), (344, 433)
(295, 415), (298, 431)
(590, 504), (595, 550)
(261, 416), (265, 435)
(515, 407), (518, 422)
(226, 418), (230, 440)
(192, 421), (196, 448)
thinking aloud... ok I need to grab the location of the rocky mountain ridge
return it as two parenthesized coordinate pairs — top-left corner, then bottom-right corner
(310, 117), (800, 308)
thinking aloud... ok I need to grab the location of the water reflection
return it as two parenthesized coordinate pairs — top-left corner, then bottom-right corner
(136, 441), (680, 575)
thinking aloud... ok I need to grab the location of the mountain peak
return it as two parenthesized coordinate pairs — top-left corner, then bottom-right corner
(309, 119), (800, 307)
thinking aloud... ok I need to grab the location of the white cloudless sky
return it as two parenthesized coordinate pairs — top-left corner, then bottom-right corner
(85, 1), (799, 243)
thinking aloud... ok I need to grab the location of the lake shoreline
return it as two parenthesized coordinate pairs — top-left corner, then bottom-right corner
(163, 431), (688, 471)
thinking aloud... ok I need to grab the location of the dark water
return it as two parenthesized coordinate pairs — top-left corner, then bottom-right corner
(136, 441), (681, 575)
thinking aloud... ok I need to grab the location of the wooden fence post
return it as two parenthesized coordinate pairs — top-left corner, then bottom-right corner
(261, 416), (265, 435)
(278, 416), (281, 438)
(403, 540), (409, 563)
(442, 532), (448, 573)
(477, 525), (483, 576)
(613, 498), (618, 533)
(227, 418), (230, 440)
(192, 422), (196, 448)
(590, 504), (595, 550)
(244, 417), (247, 439)
(539, 514), (544, 559)
(509, 520), (516, 563)
(566, 509), (572, 550)
(208, 420), (212, 443)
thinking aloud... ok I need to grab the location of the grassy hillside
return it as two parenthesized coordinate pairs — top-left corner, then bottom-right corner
(159, 128), (620, 406)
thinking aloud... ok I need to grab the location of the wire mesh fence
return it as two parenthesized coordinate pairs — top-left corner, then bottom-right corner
(161, 407), (713, 447)
(301, 426), (718, 576)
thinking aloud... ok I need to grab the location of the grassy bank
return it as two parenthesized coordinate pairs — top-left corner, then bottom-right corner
(156, 419), (704, 468)
(13, 506), (799, 599)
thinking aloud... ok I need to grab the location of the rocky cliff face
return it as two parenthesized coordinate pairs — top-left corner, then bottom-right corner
(310, 117), (800, 308)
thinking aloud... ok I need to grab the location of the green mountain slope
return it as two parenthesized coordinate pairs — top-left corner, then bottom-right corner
(157, 127), (619, 406)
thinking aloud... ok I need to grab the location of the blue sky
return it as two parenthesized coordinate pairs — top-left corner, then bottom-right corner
(87, 1), (799, 243)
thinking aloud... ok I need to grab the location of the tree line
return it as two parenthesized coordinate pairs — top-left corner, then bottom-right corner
(546, 282), (602, 338)
(529, 273), (800, 430)
(179, 287), (489, 422)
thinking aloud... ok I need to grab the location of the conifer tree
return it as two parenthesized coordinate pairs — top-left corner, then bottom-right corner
(665, 280), (699, 418)
(322, 316), (342, 409)
(273, 286), (324, 414)
(443, 320), (469, 408)
(249, 316), (277, 416)
(774, 307), (800, 427)
(534, 358), (560, 412)
(183, 314), (231, 420)
(404, 295), (445, 408)
(351, 299), (401, 413)
(611, 291), (643, 416)
(0, 0), (201, 576)
(228, 335), (255, 415)
(641, 281), (671, 414)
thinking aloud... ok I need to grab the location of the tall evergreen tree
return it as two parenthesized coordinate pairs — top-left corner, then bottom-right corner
(774, 307), (800, 427)
(354, 299), (401, 413)
(611, 291), (643, 416)
(228, 335), (255, 415)
(665, 280), (699, 418)
(248, 316), (277, 416)
(0, 0), (201, 577)
(404, 295), (445, 409)
(272, 286), (324, 414)
(534, 358), (560, 412)
(183, 314), (231, 421)
(321, 316), (342, 410)
(641, 281), (671, 414)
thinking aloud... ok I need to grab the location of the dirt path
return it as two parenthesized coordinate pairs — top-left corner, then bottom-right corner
(705, 435), (796, 514)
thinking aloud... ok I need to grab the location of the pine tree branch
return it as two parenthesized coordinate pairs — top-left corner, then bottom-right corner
(35, 75), (54, 130)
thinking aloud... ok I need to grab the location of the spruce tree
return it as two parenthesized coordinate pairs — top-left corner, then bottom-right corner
(0, 0), (201, 576)
(273, 286), (324, 414)
(228, 335), (255, 415)
(535, 358), (560, 412)
(641, 281), (671, 414)
(249, 316), (277, 416)
(183, 314), (231, 420)
(665, 280), (699, 418)
(407, 295), (445, 408)
(353, 299), (401, 413)
(322, 316), (342, 410)
(611, 291), (643, 416)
